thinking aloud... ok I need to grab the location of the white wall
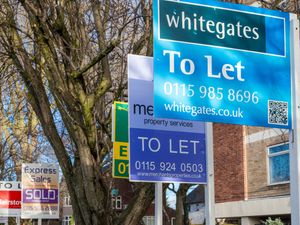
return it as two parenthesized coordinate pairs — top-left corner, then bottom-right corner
(215, 196), (290, 218)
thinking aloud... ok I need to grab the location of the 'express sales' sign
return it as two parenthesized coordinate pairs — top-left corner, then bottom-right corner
(21, 164), (59, 219)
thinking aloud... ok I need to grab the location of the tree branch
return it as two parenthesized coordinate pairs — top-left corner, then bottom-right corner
(71, 39), (120, 79)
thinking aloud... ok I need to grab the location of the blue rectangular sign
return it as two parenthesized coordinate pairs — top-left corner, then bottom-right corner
(128, 55), (206, 183)
(153, 0), (291, 128)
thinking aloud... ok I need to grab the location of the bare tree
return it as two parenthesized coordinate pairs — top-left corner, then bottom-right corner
(0, 60), (46, 180)
(1, 0), (297, 224)
(221, 0), (257, 4)
(0, 0), (153, 225)
(259, 0), (300, 14)
(226, 0), (300, 14)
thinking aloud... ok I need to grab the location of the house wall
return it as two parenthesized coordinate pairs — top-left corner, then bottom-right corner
(189, 203), (205, 213)
(214, 124), (246, 203)
(112, 178), (135, 207)
(215, 196), (290, 217)
(245, 127), (290, 199)
(214, 125), (290, 203)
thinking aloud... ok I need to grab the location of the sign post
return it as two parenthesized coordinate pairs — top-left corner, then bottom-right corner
(205, 123), (215, 225)
(16, 216), (20, 225)
(290, 14), (300, 225)
(155, 183), (163, 225)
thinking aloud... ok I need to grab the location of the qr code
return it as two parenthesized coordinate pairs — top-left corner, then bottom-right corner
(268, 100), (288, 125)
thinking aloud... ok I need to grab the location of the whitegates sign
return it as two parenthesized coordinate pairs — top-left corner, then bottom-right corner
(153, 0), (291, 128)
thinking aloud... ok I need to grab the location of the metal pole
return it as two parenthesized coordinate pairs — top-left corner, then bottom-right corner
(16, 217), (20, 225)
(290, 14), (300, 225)
(155, 182), (163, 225)
(38, 218), (42, 225)
(205, 122), (215, 225)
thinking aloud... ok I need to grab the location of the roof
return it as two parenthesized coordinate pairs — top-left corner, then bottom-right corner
(186, 185), (205, 204)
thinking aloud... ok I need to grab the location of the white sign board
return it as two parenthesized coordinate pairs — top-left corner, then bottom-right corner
(21, 164), (59, 219)
(0, 181), (21, 217)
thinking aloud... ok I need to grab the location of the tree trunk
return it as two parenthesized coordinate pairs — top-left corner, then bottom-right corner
(175, 184), (192, 225)
(0, 0), (155, 224)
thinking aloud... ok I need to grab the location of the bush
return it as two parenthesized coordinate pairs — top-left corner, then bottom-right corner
(262, 217), (284, 225)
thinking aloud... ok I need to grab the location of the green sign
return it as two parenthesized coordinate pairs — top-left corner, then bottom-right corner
(114, 159), (129, 177)
(112, 102), (129, 178)
(114, 102), (128, 142)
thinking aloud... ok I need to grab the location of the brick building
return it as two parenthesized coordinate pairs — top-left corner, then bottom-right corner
(214, 124), (290, 225)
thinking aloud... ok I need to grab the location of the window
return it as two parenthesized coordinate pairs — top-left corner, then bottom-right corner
(171, 217), (176, 225)
(62, 216), (72, 225)
(112, 196), (122, 210)
(64, 195), (71, 206)
(268, 143), (290, 184)
(142, 216), (155, 225)
(115, 196), (122, 209)
(111, 188), (119, 197)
